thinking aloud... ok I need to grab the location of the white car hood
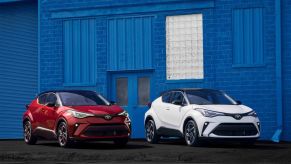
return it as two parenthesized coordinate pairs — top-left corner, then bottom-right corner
(193, 104), (253, 114)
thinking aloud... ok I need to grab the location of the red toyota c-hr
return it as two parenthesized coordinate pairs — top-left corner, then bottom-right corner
(23, 90), (131, 147)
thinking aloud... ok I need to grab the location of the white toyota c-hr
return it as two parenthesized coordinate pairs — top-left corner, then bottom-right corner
(144, 88), (260, 146)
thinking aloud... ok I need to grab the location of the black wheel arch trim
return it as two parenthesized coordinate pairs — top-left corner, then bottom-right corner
(145, 115), (154, 126)
(183, 116), (199, 136)
(55, 117), (68, 134)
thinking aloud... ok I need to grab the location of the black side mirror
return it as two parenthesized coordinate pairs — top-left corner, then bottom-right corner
(172, 100), (183, 106)
(109, 101), (116, 105)
(46, 102), (56, 107)
(236, 100), (242, 105)
(147, 102), (152, 108)
(25, 104), (29, 110)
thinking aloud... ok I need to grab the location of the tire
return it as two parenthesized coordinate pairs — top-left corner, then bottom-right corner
(57, 122), (73, 148)
(184, 120), (200, 146)
(114, 138), (128, 147)
(145, 119), (159, 144)
(23, 120), (37, 145)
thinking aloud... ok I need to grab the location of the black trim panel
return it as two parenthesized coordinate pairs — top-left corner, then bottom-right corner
(157, 127), (183, 137)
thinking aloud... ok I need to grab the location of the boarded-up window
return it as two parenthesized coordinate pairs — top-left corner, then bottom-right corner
(108, 16), (152, 70)
(63, 19), (96, 86)
(233, 8), (263, 66)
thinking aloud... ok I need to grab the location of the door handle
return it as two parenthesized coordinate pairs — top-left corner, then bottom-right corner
(165, 108), (170, 110)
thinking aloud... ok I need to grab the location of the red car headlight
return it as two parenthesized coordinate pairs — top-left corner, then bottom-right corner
(66, 110), (94, 119)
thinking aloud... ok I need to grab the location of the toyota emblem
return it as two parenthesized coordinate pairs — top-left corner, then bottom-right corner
(104, 115), (112, 120)
(234, 114), (242, 120)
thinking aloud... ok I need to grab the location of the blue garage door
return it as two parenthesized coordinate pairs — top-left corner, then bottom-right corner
(0, 1), (38, 139)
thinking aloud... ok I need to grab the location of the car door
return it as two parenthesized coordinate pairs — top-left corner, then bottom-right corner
(165, 91), (184, 129)
(154, 91), (173, 126)
(42, 93), (58, 131)
(31, 93), (47, 128)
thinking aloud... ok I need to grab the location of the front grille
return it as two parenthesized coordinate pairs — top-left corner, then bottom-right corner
(212, 123), (258, 136)
(83, 124), (129, 137)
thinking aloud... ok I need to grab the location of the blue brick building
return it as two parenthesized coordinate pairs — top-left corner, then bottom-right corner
(0, 0), (290, 141)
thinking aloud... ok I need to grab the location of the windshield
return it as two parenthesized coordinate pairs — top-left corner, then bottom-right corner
(185, 90), (237, 105)
(58, 91), (110, 106)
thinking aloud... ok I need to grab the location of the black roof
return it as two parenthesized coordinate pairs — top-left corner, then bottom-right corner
(37, 90), (97, 97)
(160, 88), (221, 95)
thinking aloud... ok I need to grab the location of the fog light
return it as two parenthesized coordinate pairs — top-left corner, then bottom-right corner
(202, 122), (209, 136)
(257, 122), (260, 131)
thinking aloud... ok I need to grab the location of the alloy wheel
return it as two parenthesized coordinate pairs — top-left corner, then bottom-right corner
(24, 122), (31, 143)
(185, 121), (197, 145)
(58, 123), (68, 147)
(146, 120), (155, 142)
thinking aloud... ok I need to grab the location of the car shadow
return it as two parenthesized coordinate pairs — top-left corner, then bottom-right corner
(157, 138), (287, 150)
(37, 140), (152, 150)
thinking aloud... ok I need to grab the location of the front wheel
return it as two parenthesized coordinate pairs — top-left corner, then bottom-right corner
(184, 120), (199, 146)
(145, 119), (159, 144)
(23, 120), (37, 145)
(57, 122), (73, 148)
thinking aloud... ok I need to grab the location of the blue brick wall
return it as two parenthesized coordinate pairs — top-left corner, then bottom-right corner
(39, 0), (289, 140)
(209, 0), (277, 140)
(282, 0), (291, 141)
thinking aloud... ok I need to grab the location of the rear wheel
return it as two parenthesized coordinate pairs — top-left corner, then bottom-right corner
(145, 119), (159, 144)
(114, 138), (128, 147)
(57, 122), (73, 148)
(23, 120), (37, 145)
(184, 120), (199, 146)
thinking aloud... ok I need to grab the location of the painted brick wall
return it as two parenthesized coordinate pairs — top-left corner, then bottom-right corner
(282, 0), (291, 141)
(210, 0), (277, 140)
(39, 0), (286, 140)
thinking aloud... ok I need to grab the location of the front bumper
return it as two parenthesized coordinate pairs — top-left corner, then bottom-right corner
(66, 115), (131, 140)
(196, 115), (260, 138)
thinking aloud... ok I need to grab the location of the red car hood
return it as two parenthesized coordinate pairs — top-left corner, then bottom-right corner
(69, 105), (123, 115)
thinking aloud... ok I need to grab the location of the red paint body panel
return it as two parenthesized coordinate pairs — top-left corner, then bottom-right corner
(23, 93), (131, 141)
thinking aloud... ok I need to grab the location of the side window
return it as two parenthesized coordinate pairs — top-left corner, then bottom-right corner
(171, 92), (184, 104)
(46, 93), (57, 105)
(38, 94), (47, 105)
(162, 92), (172, 103)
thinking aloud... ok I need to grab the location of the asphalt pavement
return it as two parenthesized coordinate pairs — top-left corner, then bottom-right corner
(0, 139), (290, 163)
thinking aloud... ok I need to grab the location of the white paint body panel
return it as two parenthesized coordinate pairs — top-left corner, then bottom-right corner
(144, 96), (260, 139)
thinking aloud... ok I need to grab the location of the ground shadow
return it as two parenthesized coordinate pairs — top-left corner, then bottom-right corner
(37, 140), (152, 150)
(157, 138), (287, 150)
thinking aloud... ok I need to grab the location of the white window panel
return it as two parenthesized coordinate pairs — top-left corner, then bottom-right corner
(166, 14), (204, 80)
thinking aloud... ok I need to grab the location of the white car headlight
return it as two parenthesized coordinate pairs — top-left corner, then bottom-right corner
(195, 108), (225, 118)
(67, 110), (94, 119)
(247, 110), (258, 117)
(118, 110), (129, 117)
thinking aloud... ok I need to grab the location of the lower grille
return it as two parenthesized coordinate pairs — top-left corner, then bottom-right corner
(83, 124), (129, 137)
(212, 123), (258, 136)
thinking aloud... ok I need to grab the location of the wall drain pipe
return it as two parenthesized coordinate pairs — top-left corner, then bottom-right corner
(272, 0), (283, 143)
